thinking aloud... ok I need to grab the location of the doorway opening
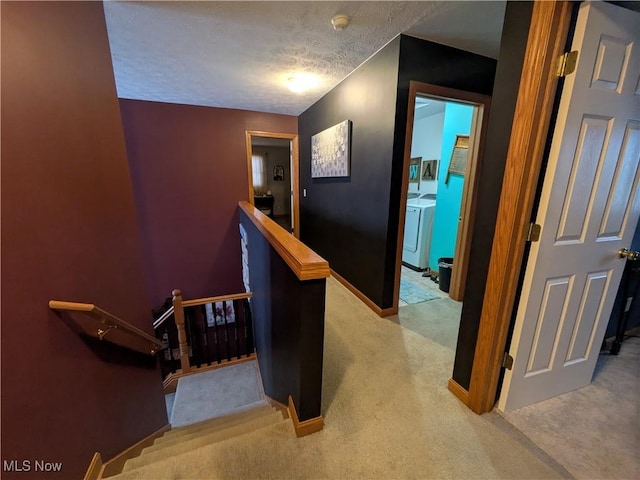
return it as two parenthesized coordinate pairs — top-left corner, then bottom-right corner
(245, 131), (300, 238)
(395, 82), (490, 313)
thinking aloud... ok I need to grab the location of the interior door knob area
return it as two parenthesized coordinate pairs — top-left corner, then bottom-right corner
(618, 248), (640, 261)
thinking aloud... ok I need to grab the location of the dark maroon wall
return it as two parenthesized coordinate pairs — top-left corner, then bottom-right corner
(1, 3), (167, 478)
(119, 100), (297, 307)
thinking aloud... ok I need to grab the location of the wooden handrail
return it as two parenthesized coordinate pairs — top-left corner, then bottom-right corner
(154, 290), (255, 379)
(182, 292), (252, 308)
(238, 201), (330, 281)
(49, 300), (165, 355)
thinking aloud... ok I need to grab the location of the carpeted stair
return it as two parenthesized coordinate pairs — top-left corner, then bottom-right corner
(106, 403), (291, 479)
(104, 361), (294, 479)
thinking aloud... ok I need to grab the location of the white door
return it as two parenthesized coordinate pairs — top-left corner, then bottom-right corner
(498, 0), (640, 412)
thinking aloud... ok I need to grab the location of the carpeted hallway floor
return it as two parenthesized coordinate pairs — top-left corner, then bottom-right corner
(117, 276), (573, 479)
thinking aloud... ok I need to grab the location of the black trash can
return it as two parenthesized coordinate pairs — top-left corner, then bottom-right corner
(438, 257), (454, 293)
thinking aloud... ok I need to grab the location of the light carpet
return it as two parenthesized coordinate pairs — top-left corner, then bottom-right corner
(170, 360), (264, 427)
(114, 276), (571, 479)
(399, 278), (440, 305)
(501, 336), (640, 479)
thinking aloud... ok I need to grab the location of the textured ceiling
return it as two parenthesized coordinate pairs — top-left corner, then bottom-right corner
(104, 1), (506, 116)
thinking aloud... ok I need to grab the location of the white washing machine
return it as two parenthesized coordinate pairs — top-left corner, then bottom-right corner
(402, 196), (436, 270)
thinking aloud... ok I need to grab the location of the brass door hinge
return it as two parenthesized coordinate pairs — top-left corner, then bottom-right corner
(527, 223), (542, 242)
(557, 50), (579, 77)
(502, 353), (514, 370)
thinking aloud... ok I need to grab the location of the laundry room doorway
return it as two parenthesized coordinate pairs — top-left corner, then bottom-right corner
(396, 82), (490, 309)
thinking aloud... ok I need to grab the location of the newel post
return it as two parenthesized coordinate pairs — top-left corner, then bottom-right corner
(172, 289), (191, 374)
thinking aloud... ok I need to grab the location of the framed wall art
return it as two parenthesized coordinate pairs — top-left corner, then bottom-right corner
(409, 157), (421, 184)
(311, 119), (351, 178)
(273, 165), (285, 181)
(421, 159), (438, 181)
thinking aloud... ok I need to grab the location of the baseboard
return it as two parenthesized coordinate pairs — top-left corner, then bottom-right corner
(447, 378), (471, 406)
(287, 396), (324, 437)
(83, 452), (103, 480)
(163, 353), (257, 393)
(100, 423), (171, 477)
(330, 269), (396, 317)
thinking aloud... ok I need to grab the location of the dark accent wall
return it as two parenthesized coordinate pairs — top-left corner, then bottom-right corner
(239, 211), (326, 421)
(452, 2), (535, 390)
(1, 3), (167, 479)
(298, 37), (401, 307)
(298, 35), (496, 310)
(119, 100), (297, 307)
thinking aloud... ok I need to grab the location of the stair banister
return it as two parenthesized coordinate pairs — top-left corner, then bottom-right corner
(48, 300), (165, 355)
(172, 289), (191, 374)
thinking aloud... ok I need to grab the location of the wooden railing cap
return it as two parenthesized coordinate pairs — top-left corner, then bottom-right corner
(238, 201), (330, 281)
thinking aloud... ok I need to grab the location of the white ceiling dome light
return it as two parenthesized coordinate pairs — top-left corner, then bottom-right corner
(285, 72), (321, 94)
(331, 14), (350, 31)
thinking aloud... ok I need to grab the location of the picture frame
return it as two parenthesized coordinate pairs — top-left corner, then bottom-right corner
(409, 157), (421, 184)
(421, 159), (438, 181)
(273, 165), (285, 181)
(311, 119), (351, 178)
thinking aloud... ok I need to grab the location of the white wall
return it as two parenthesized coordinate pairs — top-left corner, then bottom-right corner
(409, 109), (445, 195)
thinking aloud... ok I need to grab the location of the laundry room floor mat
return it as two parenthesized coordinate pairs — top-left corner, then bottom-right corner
(399, 278), (440, 305)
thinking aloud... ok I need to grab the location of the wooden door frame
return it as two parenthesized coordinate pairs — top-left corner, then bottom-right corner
(394, 81), (491, 313)
(455, 1), (573, 414)
(246, 131), (300, 238)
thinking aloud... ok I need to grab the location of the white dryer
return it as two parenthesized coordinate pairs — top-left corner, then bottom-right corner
(402, 196), (436, 270)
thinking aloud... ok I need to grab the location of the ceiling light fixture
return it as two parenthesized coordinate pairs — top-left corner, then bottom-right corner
(331, 14), (349, 31)
(285, 73), (320, 94)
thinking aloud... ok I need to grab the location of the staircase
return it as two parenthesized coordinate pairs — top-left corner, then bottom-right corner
(106, 403), (291, 479)
(104, 360), (293, 479)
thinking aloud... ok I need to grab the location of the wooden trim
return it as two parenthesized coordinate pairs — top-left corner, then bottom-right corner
(239, 201), (329, 280)
(449, 102), (490, 301)
(330, 269), (397, 317)
(162, 353), (257, 393)
(291, 136), (301, 238)
(182, 292), (252, 308)
(49, 300), (165, 355)
(246, 131), (256, 206)
(393, 82), (418, 314)
(447, 378), (471, 406)
(468, 0), (573, 414)
(287, 395), (324, 437)
(246, 130), (301, 238)
(82, 453), (102, 480)
(100, 424), (171, 478)
(394, 81), (491, 307)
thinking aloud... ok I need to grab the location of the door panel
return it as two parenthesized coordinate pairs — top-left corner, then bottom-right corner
(498, 1), (640, 411)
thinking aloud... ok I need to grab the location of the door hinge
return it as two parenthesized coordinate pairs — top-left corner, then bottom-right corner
(526, 223), (542, 242)
(502, 352), (514, 370)
(557, 50), (579, 77)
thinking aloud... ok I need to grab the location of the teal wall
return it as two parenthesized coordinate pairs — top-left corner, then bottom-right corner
(429, 102), (475, 271)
